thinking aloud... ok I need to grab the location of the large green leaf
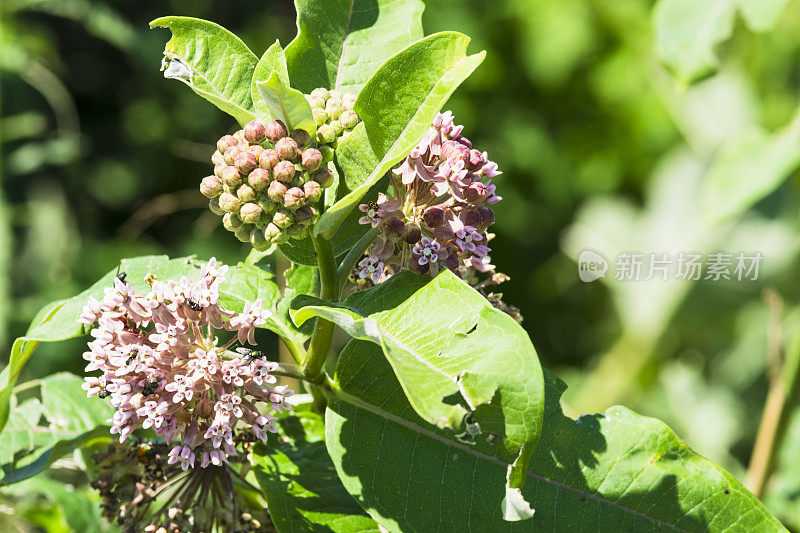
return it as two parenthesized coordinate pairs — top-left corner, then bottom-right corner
(294, 271), (544, 454)
(653, 0), (791, 84)
(251, 40), (289, 118)
(326, 346), (786, 531)
(285, 0), (424, 94)
(0, 373), (114, 485)
(315, 32), (485, 239)
(251, 412), (380, 532)
(149, 16), (258, 125)
(255, 72), (316, 135)
(701, 122), (800, 222)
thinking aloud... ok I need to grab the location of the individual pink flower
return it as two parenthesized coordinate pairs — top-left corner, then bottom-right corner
(358, 193), (402, 227)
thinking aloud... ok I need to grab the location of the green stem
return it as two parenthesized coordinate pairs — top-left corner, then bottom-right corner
(302, 235), (337, 385)
(272, 362), (311, 382)
(336, 226), (381, 292)
(280, 337), (306, 365)
(747, 312), (800, 498)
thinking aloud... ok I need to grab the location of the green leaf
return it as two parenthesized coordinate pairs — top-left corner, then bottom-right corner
(1, 373), (114, 484)
(294, 270), (544, 453)
(326, 349), (787, 531)
(251, 412), (380, 532)
(149, 16), (258, 125)
(653, 0), (790, 84)
(315, 32), (485, 239)
(274, 263), (318, 346)
(251, 40), (289, 118)
(285, 0), (424, 94)
(255, 72), (316, 135)
(701, 121), (800, 222)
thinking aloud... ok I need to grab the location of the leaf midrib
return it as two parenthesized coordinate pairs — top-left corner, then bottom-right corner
(332, 389), (688, 531)
(334, 0), (357, 92)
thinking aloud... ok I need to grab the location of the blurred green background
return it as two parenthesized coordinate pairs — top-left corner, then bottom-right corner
(4, 0), (800, 530)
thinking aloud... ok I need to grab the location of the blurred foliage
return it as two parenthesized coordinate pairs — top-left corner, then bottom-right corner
(4, 0), (800, 529)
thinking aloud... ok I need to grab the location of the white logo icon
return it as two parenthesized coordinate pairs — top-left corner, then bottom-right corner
(578, 250), (608, 282)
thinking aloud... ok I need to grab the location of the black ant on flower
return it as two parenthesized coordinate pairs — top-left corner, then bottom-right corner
(185, 300), (203, 311)
(142, 381), (160, 396)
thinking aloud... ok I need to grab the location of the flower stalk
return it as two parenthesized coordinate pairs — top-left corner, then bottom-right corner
(302, 235), (338, 385)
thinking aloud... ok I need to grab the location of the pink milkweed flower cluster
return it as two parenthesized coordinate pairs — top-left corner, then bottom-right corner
(79, 258), (293, 470)
(353, 111), (500, 287)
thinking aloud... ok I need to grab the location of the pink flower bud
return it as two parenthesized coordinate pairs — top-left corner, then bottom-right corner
(234, 152), (258, 174)
(441, 140), (470, 163)
(310, 87), (330, 101)
(217, 135), (239, 154)
(258, 149), (280, 171)
(239, 202), (263, 224)
(340, 110), (359, 129)
(275, 137), (299, 161)
(477, 206), (495, 228)
(273, 160), (296, 183)
(223, 145), (243, 166)
(460, 207), (482, 228)
(272, 209), (294, 229)
(303, 180), (322, 203)
(200, 175), (222, 198)
(464, 182), (489, 203)
(301, 148), (323, 171)
(212, 150), (225, 166)
(246, 144), (264, 159)
(267, 181), (288, 203)
(422, 207), (446, 228)
(265, 120), (288, 143)
(343, 92), (357, 110)
(312, 107), (328, 126)
(264, 223), (282, 243)
(244, 120), (267, 143)
(283, 187), (305, 209)
(247, 168), (271, 191)
(218, 193), (241, 214)
(466, 149), (485, 172)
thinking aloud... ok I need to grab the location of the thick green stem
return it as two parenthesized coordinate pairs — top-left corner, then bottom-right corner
(747, 313), (800, 497)
(336, 226), (381, 291)
(302, 235), (337, 385)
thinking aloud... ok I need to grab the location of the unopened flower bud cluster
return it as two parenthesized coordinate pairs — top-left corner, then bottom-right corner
(79, 258), (293, 471)
(352, 111), (501, 287)
(306, 88), (361, 144)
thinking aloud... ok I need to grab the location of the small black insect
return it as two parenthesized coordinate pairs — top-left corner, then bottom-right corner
(114, 264), (127, 284)
(142, 381), (159, 396)
(185, 300), (203, 311)
(98, 388), (111, 399)
(236, 347), (265, 361)
(126, 349), (139, 366)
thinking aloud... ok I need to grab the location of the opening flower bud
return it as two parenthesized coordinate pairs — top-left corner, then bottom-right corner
(209, 196), (224, 215)
(267, 181), (288, 203)
(273, 160), (296, 183)
(258, 149), (280, 170)
(290, 129), (311, 148)
(312, 107), (328, 126)
(303, 180), (322, 203)
(217, 135), (238, 154)
(283, 187), (305, 209)
(422, 207), (446, 228)
(316, 124), (337, 144)
(464, 182), (489, 203)
(272, 209), (294, 229)
(234, 151), (258, 174)
(222, 212), (242, 232)
(251, 228), (270, 251)
(239, 202), (263, 224)
(235, 223), (254, 242)
(218, 192), (241, 214)
(247, 168), (271, 191)
(340, 110), (359, 129)
(244, 120), (267, 143)
(295, 205), (317, 226)
(275, 137), (300, 160)
(264, 223), (282, 243)
(441, 140), (470, 163)
(403, 225), (422, 244)
(237, 184), (256, 203)
(312, 169), (333, 189)
(310, 87), (330, 101)
(221, 166), (242, 188)
(200, 175), (223, 198)
(223, 146), (243, 166)
(265, 119), (288, 143)
(466, 149), (485, 172)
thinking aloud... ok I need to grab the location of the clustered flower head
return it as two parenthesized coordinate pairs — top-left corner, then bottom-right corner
(79, 258), (293, 472)
(306, 87), (361, 143)
(91, 439), (269, 532)
(351, 111), (501, 288)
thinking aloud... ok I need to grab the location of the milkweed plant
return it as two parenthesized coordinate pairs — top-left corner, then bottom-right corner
(0, 2), (790, 532)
